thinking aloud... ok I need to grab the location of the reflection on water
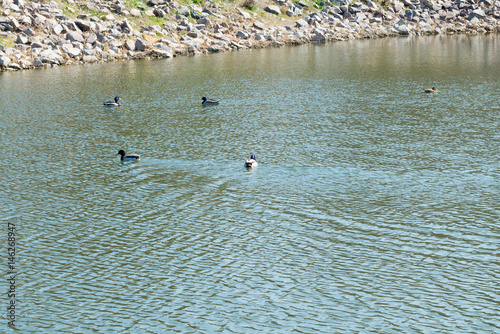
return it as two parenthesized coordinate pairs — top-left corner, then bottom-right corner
(1, 34), (499, 333)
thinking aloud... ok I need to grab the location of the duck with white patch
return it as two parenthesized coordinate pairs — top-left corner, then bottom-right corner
(104, 96), (121, 107)
(118, 149), (140, 162)
(201, 97), (219, 105)
(245, 154), (258, 168)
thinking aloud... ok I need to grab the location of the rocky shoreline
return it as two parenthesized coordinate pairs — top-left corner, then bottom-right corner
(0, 0), (499, 71)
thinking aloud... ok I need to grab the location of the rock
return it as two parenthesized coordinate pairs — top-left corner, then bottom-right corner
(0, 56), (11, 67)
(265, 5), (281, 16)
(23, 27), (36, 36)
(178, 6), (190, 17)
(150, 48), (173, 57)
(397, 24), (410, 34)
(237, 30), (249, 39)
(239, 9), (252, 19)
(75, 20), (92, 32)
(82, 55), (98, 62)
(16, 34), (29, 44)
(298, 0), (310, 8)
(130, 9), (142, 17)
(135, 39), (147, 51)
(86, 34), (98, 45)
(296, 18), (309, 27)
(469, 9), (486, 20)
(197, 17), (211, 26)
(67, 31), (85, 43)
(9, 63), (22, 70)
(33, 57), (44, 67)
(39, 49), (63, 64)
(29, 37), (44, 48)
(52, 24), (65, 35)
(253, 21), (266, 30)
(311, 33), (326, 41)
(65, 46), (82, 58)
(124, 39), (136, 50)
(154, 8), (167, 18)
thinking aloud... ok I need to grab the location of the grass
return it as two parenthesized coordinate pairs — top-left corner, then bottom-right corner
(0, 36), (16, 48)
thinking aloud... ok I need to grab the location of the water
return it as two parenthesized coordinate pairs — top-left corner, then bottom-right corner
(1, 34), (499, 333)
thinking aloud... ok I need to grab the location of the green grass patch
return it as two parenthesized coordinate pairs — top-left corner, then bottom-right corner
(0, 36), (16, 48)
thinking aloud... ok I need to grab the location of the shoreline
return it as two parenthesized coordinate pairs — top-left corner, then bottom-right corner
(0, 0), (499, 72)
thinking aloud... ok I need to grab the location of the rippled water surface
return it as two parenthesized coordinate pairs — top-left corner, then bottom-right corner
(1, 34), (499, 333)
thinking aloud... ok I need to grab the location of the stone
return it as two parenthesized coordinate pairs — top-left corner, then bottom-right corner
(178, 6), (190, 17)
(86, 33), (98, 45)
(130, 9), (142, 17)
(29, 37), (44, 48)
(469, 9), (486, 20)
(65, 46), (82, 57)
(239, 9), (252, 20)
(150, 48), (173, 57)
(16, 34), (29, 44)
(82, 55), (98, 62)
(52, 24), (65, 35)
(124, 39), (136, 50)
(154, 8), (167, 18)
(253, 21), (266, 30)
(75, 20), (92, 32)
(9, 63), (22, 70)
(67, 31), (85, 43)
(296, 18), (309, 27)
(237, 30), (249, 39)
(311, 33), (326, 41)
(135, 39), (147, 51)
(265, 5), (281, 16)
(39, 49), (63, 64)
(397, 24), (410, 34)
(0, 56), (11, 67)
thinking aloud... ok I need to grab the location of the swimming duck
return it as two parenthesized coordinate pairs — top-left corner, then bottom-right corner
(118, 149), (140, 162)
(201, 97), (219, 105)
(245, 154), (258, 168)
(423, 86), (438, 93)
(104, 96), (121, 106)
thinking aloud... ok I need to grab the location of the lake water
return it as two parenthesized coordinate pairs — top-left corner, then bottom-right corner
(1, 34), (499, 333)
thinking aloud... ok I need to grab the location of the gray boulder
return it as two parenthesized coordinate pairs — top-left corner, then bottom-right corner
(135, 39), (147, 51)
(82, 55), (98, 62)
(16, 34), (29, 44)
(124, 39), (136, 50)
(296, 18), (309, 27)
(67, 32), (85, 43)
(253, 21), (266, 30)
(237, 31), (249, 39)
(469, 9), (486, 20)
(311, 33), (326, 41)
(150, 48), (173, 58)
(178, 6), (190, 17)
(0, 56), (11, 67)
(75, 20), (92, 32)
(38, 50), (63, 64)
(265, 5), (281, 15)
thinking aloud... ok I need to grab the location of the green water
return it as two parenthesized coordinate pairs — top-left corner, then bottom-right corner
(1, 34), (499, 333)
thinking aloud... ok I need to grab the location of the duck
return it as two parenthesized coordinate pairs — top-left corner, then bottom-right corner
(104, 96), (121, 107)
(201, 97), (220, 105)
(423, 86), (438, 93)
(118, 149), (141, 162)
(245, 154), (258, 168)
